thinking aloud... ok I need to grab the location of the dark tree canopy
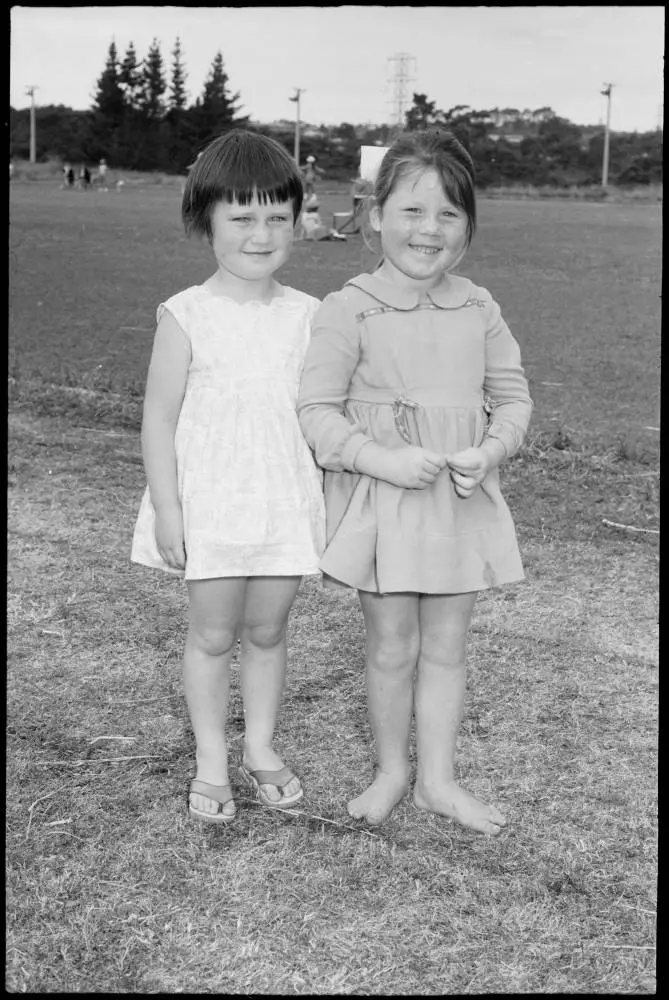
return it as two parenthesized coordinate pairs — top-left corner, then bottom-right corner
(141, 39), (167, 121)
(8, 44), (662, 187)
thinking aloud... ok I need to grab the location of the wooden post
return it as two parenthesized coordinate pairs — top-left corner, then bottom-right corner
(601, 83), (613, 188)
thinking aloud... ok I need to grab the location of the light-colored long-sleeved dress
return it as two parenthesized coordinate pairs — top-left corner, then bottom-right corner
(297, 271), (533, 594)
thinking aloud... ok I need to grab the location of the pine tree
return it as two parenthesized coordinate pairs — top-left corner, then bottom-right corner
(88, 40), (125, 162)
(91, 40), (125, 125)
(191, 51), (247, 146)
(168, 37), (188, 113)
(119, 42), (143, 110)
(141, 38), (167, 121)
(115, 42), (148, 168)
(166, 38), (193, 173)
(118, 38), (167, 170)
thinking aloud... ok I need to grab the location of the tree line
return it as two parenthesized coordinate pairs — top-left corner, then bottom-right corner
(9, 38), (662, 186)
(404, 95), (662, 187)
(11, 38), (247, 174)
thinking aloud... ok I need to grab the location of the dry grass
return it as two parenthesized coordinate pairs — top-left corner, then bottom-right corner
(7, 180), (658, 993)
(6, 408), (657, 994)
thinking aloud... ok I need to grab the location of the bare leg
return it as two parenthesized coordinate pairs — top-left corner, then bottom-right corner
(239, 576), (303, 803)
(413, 592), (506, 835)
(184, 577), (247, 819)
(348, 591), (419, 825)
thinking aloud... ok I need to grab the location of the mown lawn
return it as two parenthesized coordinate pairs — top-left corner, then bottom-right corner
(9, 181), (661, 442)
(7, 181), (658, 994)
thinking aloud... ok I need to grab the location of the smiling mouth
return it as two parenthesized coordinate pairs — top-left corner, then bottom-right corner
(410, 245), (442, 255)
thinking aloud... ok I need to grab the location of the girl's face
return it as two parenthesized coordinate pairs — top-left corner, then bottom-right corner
(209, 193), (295, 283)
(370, 167), (469, 289)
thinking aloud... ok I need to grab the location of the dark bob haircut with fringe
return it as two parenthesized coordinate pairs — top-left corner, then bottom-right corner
(182, 129), (304, 239)
(374, 129), (477, 245)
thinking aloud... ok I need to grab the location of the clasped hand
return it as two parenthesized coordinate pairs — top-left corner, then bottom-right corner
(384, 446), (448, 489)
(444, 446), (492, 499)
(382, 445), (491, 495)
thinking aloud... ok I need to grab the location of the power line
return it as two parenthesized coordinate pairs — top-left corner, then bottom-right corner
(387, 52), (416, 132)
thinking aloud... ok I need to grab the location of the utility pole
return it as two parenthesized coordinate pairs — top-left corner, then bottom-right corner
(25, 85), (39, 163)
(387, 53), (416, 135)
(289, 88), (304, 166)
(600, 83), (613, 188)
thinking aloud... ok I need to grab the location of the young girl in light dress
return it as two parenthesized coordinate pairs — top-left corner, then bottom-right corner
(131, 130), (325, 824)
(298, 129), (533, 834)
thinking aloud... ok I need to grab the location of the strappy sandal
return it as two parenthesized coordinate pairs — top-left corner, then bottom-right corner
(239, 764), (303, 809)
(188, 779), (236, 824)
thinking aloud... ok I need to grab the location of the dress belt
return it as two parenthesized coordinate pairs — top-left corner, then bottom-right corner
(347, 390), (490, 446)
(347, 388), (484, 407)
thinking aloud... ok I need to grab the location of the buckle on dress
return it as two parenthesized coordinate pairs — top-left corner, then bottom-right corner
(392, 395), (421, 446)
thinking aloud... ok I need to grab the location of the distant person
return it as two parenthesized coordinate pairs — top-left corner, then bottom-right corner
(351, 174), (372, 213)
(298, 128), (532, 833)
(96, 158), (109, 190)
(63, 163), (75, 188)
(78, 164), (91, 190)
(131, 129), (325, 825)
(302, 155), (324, 196)
(300, 194), (346, 241)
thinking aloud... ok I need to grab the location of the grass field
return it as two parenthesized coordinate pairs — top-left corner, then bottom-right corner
(9, 181), (661, 444)
(7, 180), (659, 993)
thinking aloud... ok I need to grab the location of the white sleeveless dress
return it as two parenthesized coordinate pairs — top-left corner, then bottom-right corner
(131, 284), (326, 579)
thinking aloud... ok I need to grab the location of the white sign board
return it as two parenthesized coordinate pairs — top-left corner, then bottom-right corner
(360, 145), (389, 184)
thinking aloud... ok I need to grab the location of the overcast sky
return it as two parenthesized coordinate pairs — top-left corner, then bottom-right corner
(9, 6), (665, 132)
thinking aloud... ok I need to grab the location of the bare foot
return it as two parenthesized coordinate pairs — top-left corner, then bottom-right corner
(414, 779), (506, 835)
(347, 769), (410, 825)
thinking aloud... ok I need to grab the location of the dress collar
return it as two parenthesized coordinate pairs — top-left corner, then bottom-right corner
(345, 270), (473, 311)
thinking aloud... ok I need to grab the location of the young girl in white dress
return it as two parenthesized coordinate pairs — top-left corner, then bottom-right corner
(131, 130), (325, 824)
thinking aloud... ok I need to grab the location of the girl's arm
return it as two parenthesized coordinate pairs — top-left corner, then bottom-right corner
(298, 295), (373, 472)
(447, 296), (532, 497)
(141, 310), (191, 568)
(482, 296), (533, 463)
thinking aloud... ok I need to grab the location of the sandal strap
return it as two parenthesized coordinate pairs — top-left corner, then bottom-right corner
(189, 779), (233, 807)
(244, 766), (295, 789)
